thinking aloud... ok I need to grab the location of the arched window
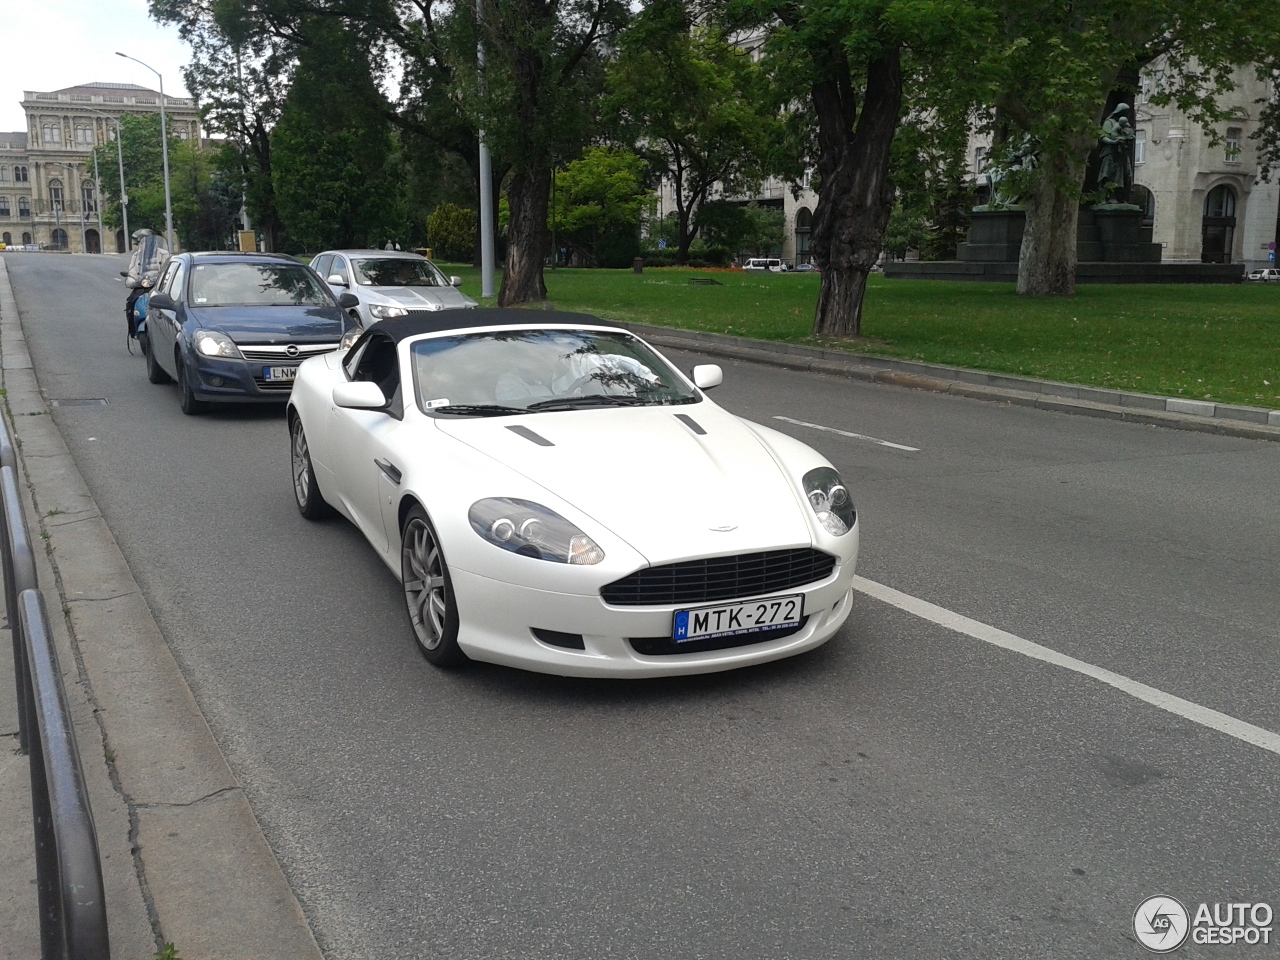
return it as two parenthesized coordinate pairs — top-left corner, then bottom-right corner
(75, 124), (93, 145)
(14, 166), (28, 183)
(794, 207), (813, 265)
(22, 232), (32, 244)
(0, 166), (8, 182)
(18, 197), (30, 217)
(2, 232), (11, 245)
(48, 178), (64, 212)
(42, 123), (61, 146)
(0, 197), (9, 217)
(51, 228), (69, 250)
(81, 181), (96, 214)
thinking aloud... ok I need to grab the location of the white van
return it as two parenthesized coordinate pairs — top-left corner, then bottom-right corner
(743, 258), (787, 272)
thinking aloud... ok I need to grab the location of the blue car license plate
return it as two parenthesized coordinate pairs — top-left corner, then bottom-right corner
(672, 594), (803, 643)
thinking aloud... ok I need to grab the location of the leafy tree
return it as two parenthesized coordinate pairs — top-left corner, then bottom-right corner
(270, 23), (404, 252)
(698, 201), (785, 258)
(888, 110), (974, 261)
(607, 0), (782, 264)
(550, 147), (649, 267)
(978, 0), (1280, 296)
(428, 203), (478, 261)
(733, 0), (988, 336)
(93, 113), (181, 238)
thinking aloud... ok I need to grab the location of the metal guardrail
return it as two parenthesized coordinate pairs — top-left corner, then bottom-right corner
(1, 412), (111, 959)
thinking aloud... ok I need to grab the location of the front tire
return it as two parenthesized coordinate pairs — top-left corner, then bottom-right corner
(145, 335), (171, 384)
(176, 353), (210, 415)
(290, 415), (333, 520)
(401, 506), (464, 666)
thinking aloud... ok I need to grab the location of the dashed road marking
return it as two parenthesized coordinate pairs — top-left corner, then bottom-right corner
(853, 575), (1280, 758)
(774, 415), (920, 452)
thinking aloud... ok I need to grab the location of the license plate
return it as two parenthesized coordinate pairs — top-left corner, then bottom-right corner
(264, 365), (298, 381)
(673, 594), (804, 643)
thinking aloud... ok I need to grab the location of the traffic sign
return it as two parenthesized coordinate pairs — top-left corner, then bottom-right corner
(1271, 252), (1276, 262)
(1270, 241), (1276, 251)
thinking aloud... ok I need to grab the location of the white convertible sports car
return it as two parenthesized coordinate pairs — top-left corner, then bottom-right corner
(286, 309), (860, 677)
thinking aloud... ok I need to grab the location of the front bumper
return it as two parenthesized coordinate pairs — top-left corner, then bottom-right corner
(185, 353), (315, 403)
(448, 554), (857, 678)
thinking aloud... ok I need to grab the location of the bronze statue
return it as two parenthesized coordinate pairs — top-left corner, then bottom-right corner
(1096, 104), (1136, 204)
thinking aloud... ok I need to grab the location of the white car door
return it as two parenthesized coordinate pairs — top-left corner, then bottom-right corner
(329, 332), (403, 554)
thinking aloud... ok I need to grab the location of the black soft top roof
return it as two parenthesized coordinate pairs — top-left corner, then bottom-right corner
(365, 308), (626, 343)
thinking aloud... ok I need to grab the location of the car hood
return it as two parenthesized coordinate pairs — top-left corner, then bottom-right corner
(190, 305), (345, 342)
(365, 286), (476, 310)
(434, 404), (813, 563)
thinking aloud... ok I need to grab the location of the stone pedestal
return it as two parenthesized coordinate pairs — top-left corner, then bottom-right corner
(957, 210), (1025, 262)
(1091, 206), (1162, 262)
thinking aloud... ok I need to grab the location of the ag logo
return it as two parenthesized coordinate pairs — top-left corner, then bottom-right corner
(1134, 896), (1190, 953)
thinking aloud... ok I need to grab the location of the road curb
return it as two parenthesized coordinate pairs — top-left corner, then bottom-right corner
(0, 257), (324, 959)
(620, 322), (1280, 442)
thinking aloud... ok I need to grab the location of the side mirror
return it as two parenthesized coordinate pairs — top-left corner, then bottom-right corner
(450, 275), (463, 287)
(326, 274), (348, 287)
(119, 270), (128, 277)
(692, 364), (723, 390)
(332, 381), (387, 410)
(337, 292), (360, 310)
(147, 292), (176, 311)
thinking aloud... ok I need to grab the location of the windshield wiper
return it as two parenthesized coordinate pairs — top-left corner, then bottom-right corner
(526, 395), (650, 412)
(431, 403), (528, 416)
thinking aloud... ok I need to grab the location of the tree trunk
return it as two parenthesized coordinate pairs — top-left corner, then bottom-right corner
(809, 47), (903, 338)
(499, 167), (550, 306)
(1017, 148), (1086, 296)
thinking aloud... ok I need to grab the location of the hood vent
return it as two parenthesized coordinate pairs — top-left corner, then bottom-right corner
(675, 414), (706, 435)
(506, 424), (554, 447)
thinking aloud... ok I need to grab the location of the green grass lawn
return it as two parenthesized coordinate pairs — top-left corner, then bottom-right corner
(442, 264), (1280, 408)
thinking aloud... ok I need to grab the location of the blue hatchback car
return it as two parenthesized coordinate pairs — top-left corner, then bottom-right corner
(141, 252), (360, 414)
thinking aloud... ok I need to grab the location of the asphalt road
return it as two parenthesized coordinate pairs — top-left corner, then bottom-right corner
(6, 251), (1279, 959)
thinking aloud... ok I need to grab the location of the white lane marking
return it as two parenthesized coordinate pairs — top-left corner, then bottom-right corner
(852, 575), (1280, 758)
(774, 415), (920, 452)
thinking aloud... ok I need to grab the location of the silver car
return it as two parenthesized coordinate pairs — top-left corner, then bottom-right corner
(309, 249), (478, 326)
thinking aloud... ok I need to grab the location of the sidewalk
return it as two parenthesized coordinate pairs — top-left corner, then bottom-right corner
(0, 256), (323, 959)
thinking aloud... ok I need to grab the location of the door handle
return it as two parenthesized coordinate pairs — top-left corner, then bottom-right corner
(375, 458), (401, 484)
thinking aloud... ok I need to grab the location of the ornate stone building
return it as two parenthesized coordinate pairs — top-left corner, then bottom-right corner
(0, 82), (199, 253)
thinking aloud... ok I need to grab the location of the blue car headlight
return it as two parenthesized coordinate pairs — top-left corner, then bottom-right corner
(803, 467), (855, 536)
(469, 497), (605, 565)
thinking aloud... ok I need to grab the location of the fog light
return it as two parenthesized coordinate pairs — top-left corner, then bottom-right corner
(210, 376), (225, 387)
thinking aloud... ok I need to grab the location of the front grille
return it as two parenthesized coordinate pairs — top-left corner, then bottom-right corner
(240, 343), (339, 362)
(600, 548), (837, 607)
(629, 619), (808, 656)
(252, 378), (294, 392)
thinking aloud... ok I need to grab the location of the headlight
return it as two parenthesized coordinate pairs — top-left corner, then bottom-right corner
(802, 466), (855, 536)
(194, 330), (242, 359)
(140, 277), (153, 289)
(468, 498), (605, 565)
(340, 326), (363, 351)
(369, 303), (409, 319)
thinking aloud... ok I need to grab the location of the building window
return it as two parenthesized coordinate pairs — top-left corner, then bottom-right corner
(42, 123), (61, 147)
(1225, 127), (1242, 164)
(177, 127), (190, 140)
(1134, 130), (1146, 164)
(22, 232), (31, 244)
(0, 197), (9, 217)
(75, 124), (93, 145)
(14, 166), (28, 182)
(2, 232), (10, 245)
(49, 179), (64, 212)
(81, 182), (96, 214)
(0, 166), (7, 182)
(975, 146), (988, 173)
(51, 228), (68, 250)
(18, 197), (30, 217)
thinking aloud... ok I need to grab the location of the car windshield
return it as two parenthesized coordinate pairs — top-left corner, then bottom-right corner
(354, 258), (446, 287)
(411, 329), (699, 415)
(189, 262), (333, 307)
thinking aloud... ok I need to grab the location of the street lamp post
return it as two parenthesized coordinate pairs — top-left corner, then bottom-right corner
(476, 0), (495, 299)
(116, 52), (174, 253)
(87, 108), (130, 252)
